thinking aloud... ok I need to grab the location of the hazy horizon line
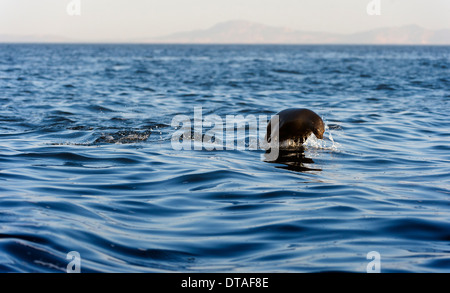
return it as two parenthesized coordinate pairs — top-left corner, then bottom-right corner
(1, 20), (449, 45)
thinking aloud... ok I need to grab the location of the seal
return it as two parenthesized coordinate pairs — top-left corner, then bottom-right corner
(94, 130), (151, 144)
(266, 108), (324, 146)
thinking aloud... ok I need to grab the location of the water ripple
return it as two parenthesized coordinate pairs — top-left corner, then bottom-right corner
(1, 44), (449, 272)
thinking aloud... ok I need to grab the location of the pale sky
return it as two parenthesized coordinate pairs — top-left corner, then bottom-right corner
(0, 0), (449, 41)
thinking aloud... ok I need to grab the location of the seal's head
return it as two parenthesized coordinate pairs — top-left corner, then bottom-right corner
(266, 108), (325, 145)
(310, 114), (325, 139)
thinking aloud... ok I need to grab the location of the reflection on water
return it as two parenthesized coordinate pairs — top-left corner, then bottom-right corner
(265, 148), (322, 173)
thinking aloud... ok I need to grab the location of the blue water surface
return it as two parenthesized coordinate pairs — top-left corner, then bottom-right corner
(0, 44), (449, 272)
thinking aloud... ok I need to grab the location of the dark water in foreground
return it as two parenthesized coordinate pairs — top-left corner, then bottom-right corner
(0, 44), (449, 272)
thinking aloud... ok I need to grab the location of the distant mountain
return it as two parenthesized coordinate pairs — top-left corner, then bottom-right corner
(147, 20), (450, 45)
(148, 20), (341, 44)
(1, 20), (449, 44)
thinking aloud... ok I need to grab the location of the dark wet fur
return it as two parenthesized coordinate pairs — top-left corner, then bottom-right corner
(266, 108), (325, 145)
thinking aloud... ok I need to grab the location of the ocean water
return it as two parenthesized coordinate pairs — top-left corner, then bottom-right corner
(0, 44), (449, 273)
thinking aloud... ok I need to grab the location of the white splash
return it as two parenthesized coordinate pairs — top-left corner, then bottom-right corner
(304, 124), (341, 152)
